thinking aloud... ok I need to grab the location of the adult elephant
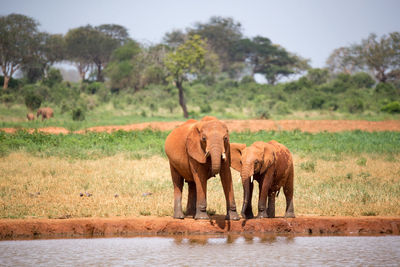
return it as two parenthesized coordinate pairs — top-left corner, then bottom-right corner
(165, 116), (240, 220)
(230, 140), (295, 219)
(37, 107), (54, 121)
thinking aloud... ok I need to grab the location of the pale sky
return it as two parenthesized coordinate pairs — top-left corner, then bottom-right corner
(2, 0), (400, 68)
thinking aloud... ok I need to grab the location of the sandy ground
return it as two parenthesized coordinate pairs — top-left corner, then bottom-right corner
(1, 216), (399, 240)
(1, 119), (400, 134)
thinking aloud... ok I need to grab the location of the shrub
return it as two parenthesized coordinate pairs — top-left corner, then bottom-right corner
(351, 72), (375, 88)
(72, 108), (85, 121)
(24, 93), (42, 111)
(200, 103), (212, 113)
(306, 68), (329, 85)
(254, 106), (270, 119)
(345, 98), (364, 113)
(273, 101), (291, 115)
(300, 161), (315, 172)
(240, 75), (256, 84)
(43, 68), (63, 87)
(381, 101), (400, 114)
(309, 95), (325, 109)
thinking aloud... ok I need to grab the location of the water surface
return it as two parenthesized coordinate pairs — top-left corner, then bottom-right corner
(1, 235), (399, 266)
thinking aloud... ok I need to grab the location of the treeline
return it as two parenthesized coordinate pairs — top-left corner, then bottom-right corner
(1, 13), (399, 119)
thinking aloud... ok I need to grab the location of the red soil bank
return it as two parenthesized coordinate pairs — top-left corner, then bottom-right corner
(1, 216), (399, 240)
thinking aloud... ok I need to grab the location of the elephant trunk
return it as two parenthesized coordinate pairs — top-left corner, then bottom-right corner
(241, 162), (254, 213)
(210, 144), (222, 176)
(241, 176), (252, 216)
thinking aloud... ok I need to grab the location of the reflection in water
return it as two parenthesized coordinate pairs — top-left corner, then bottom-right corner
(1, 235), (400, 266)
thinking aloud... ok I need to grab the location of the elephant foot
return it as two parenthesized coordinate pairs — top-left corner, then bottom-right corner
(226, 210), (240, 221)
(184, 211), (196, 218)
(256, 211), (268, 219)
(241, 210), (254, 220)
(194, 211), (210, 220)
(284, 212), (295, 218)
(173, 210), (185, 219)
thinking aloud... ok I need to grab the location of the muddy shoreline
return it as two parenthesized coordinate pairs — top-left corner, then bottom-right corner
(1, 216), (399, 240)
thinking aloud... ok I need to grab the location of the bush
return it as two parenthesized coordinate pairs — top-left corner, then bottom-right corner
(24, 93), (42, 111)
(351, 72), (375, 88)
(306, 68), (329, 85)
(345, 98), (364, 113)
(375, 82), (397, 95)
(254, 106), (270, 119)
(72, 108), (85, 121)
(200, 103), (212, 113)
(43, 68), (63, 87)
(273, 101), (291, 115)
(381, 101), (400, 114)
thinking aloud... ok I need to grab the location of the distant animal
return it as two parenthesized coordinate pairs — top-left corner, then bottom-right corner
(230, 140), (295, 219)
(37, 107), (54, 121)
(165, 116), (240, 220)
(27, 113), (35, 121)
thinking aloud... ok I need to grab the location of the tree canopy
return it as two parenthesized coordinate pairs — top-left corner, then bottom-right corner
(0, 13), (41, 89)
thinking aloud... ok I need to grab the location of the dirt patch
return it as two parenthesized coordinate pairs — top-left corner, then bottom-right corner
(1, 216), (399, 240)
(2, 120), (400, 134)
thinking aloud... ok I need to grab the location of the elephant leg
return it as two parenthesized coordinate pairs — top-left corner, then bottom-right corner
(267, 191), (276, 218)
(185, 181), (196, 217)
(283, 168), (295, 218)
(170, 164), (184, 219)
(190, 163), (209, 220)
(257, 171), (273, 218)
(220, 161), (240, 220)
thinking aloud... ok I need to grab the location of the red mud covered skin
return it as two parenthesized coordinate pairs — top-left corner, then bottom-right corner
(1, 216), (399, 240)
(1, 120), (400, 134)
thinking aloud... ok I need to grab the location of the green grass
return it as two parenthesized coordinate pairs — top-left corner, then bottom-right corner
(1, 129), (399, 159)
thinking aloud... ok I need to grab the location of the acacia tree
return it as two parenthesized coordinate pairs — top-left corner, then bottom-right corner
(238, 36), (310, 84)
(189, 16), (243, 75)
(0, 13), (41, 89)
(360, 33), (399, 83)
(65, 24), (129, 81)
(165, 35), (219, 118)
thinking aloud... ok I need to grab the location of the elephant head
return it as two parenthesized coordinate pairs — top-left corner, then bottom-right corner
(230, 141), (276, 215)
(187, 118), (230, 176)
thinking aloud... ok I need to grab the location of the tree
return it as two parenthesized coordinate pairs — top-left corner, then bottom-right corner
(105, 40), (143, 91)
(326, 46), (364, 75)
(65, 26), (95, 81)
(65, 24), (129, 82)
(165, 35), (218, 118)
(239, 36), (310, 84)
(163, 29), (186, 49)
(360, 32), (400, 83)
(21, 33), (66, 83)
(0, 14), (41, 89)
(190, 16), (243, 75)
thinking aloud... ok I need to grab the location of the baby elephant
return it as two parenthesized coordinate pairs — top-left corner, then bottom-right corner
(230, 140), (295, 219)
(37, 107), (54, 121)
(27, 113), (35, 121)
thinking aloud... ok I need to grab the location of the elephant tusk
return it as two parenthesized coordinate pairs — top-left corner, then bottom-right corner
(238, 176), (241, 182)
(251, 176), (254, 183)
(222, 152), (226, 161)
(204, 150), (209, 159)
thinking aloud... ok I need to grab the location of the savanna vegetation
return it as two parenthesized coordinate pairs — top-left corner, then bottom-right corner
(1, 14), (399, 220)
(0, 130), (399, 219)
(0, 14), (399, 126)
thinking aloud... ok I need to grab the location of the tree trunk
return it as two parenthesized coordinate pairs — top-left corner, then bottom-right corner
(176, 80), (189, 118)
(96, 63), (104, 82)
(3, 76), (10, 89)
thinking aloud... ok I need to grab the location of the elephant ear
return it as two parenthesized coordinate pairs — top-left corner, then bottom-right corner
(230, 143), (246, 172)
(186, 122), (207, 163)
(261, 143), (276, 174)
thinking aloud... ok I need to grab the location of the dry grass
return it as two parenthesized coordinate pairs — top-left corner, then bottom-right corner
(0, 152), (399, 219)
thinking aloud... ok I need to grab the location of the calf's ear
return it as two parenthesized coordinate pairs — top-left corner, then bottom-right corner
(230, 143), (246, 172)
(186, 122), (207, 163)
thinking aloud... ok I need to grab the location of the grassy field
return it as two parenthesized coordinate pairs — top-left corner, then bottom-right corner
(0, 129), (399, 219)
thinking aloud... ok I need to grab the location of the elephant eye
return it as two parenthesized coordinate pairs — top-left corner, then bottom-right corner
(201, 136), (206, 141)
(224, 136), (228, 141)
